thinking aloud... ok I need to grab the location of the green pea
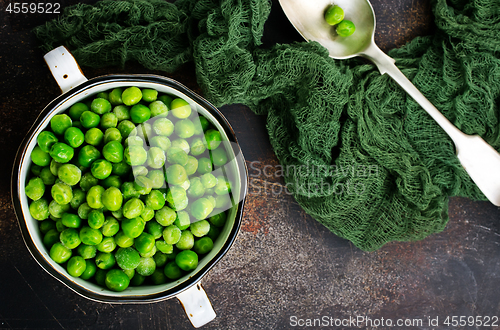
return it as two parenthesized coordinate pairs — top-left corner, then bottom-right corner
(145, 220), (164, 239)
(121, 181), (140, 201)
(155, 206), (176, 226)
(122, 216), (145, 238)
(101, 216), (120, 237)
(51, 182), (73, 205)
(136, 257), (156, 276)
(149, 136), (171, 153)
(50, 242), (72, 263)
(37, 131), (59, 153)
(175, 250), (198, 271)
(87, 210), (104, 229)
(194, 237), (214, 255)
(31, 146), (51, 167)
(60, 228), (81, 249)
(50, 114), (72, 135)
(122, 87), (142, 106)
(49, 142), (74, 163)
(67, 256), (87, 277)
(80, 172), (98, 192)
(101, 141), (124, 164)
(170, 98), (192, 119)
(190, 137), (206, 156)
(125, 136), (144, 148)
(207, 225), (220, 241)
(101, 112), (118, 129)
(101, 186), (123, 212)
(187, 177), (205, 198)
(147, 170), (166, 189)
(132, 166), (148, 178)
(140, 206), (155, 222)
(190, 198), (214, 220)
(183, 157), (197, 177)
(117, 120), (136, 138)
(78, 244), (97, 259)
(109, 88), (124, 105)
(94, 269), (107, 286)
(31, 164), (43, 176)
(158, 95), (174, 108)
(69, 103), (89, 121)
(112, 161), (131, 177)
(62, 128), (83, 149)
(174, 119), (195, 139)
(174, 211), (191, 230)
(165, 164), (188, 186)
(153, 252), (168, 268)
(86, 185), (105, 209)
(141, 89), (158, 102)
(50, 159), (62, 176)
(96, 92), (109, 100)
(49, 199), (70, 218)
(162, 225), (181, 245)
(130, 104), (151, 124)
(210, 211), (227, 227)
(166, 185), (187, 205)
(115, 247), (141, 270)
(134, 232), (155, 255)
(130, 272), (146, 286)
(215, 176), (231, 195)
(210, 148), (228, 167)
(122, 197), (145, 219)
(85, 128), (104, 146)
(113, 105), (130, 121)
(190, 220), (210, 237)
(80, 111), (100, 129)
(39, 219), (56, 234)
(97, 237), (117, 253)
(215, 194), (232, 209)
(149, 100), (169, 118)
(29, 198), (50, 220)
(145, 190), (166, 210)
(91, 159), (113, 180)
(69, 188), (85, 209)
(206, 196), (216, 209)
(91, 98), (112, 115)
(175, 230), (194, 250)
(205, 129), (222, 150)
(104, 128), (122, 145)
(149, 269), (166, 284)
(115, 230), (135, 248)
(336, 20), (356, 37)
(324, 5), (344, 25)
(43, 228), (60, 247)
(78, 145), (101, 168)
(77, 203), (92, 220)
(171, 138), (190, 154)
(61, 213), (82, 228)
(156, 240), (174, 254)
(145, 147), (164, 169)
(197, 157), (212, 175)
(40, 166), (56, 185)
(57, 164), (81, 186)
(124, 145), (148, 166)
(95, 252), (116, 270)
(164, 261), (182, 280)
(198, 116), (210, 132)
(25, 177), (45, 201)
(80, 259), (97, 280)
(166, 147), (188, 166)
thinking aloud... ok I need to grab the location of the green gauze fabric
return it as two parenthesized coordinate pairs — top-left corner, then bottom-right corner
(33, 0), (500, 251)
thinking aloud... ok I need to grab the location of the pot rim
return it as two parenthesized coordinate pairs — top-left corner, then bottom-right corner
(11, 73), (247, 303)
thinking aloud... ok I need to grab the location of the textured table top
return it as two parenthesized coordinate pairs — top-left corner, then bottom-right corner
(1, 0), (500, 329)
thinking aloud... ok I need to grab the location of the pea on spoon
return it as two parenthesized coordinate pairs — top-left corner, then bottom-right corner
(279, 0), (500, 206)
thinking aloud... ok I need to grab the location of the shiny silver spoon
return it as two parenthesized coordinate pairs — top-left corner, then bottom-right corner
(279, 0), (500, 206)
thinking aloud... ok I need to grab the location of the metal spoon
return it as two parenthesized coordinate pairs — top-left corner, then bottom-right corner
(279, 0), (500, 206)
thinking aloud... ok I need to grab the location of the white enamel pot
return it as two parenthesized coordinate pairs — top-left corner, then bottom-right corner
(11, 46), (248, 328)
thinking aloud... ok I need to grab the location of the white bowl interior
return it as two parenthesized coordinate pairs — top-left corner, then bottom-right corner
(17, 79), (243, 298)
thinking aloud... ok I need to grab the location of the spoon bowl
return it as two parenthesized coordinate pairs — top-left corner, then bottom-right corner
(279, 0), (500, 206)
(280, 0), (375, 59)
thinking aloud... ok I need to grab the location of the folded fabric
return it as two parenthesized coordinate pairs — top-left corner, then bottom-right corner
(34, 0), (500, 250)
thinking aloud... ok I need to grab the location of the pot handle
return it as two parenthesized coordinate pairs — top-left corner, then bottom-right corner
(44, 46), (88, 94)
(176, 282), (216, 328)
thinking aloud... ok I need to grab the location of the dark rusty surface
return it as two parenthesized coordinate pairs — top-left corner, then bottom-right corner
(1, 0), (500, 329)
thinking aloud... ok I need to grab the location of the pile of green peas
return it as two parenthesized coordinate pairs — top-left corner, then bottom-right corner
(26, 86), (234, 292)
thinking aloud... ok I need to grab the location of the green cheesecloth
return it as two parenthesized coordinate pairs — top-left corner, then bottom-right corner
(33, 0), (500, 251)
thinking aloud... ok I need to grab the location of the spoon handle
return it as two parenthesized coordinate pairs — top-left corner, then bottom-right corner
(362, 42), (500, 206)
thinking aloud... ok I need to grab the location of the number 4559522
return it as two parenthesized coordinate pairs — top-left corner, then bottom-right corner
(6, 2), (61, 14)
